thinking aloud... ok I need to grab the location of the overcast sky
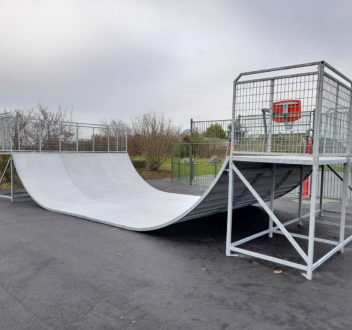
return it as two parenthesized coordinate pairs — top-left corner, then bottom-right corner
(1, 0), (352, 128)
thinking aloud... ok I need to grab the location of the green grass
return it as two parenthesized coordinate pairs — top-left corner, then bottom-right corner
(129, 155), (225, 179)
(172, 158), (224, 178)
(129, 156), (172, 179)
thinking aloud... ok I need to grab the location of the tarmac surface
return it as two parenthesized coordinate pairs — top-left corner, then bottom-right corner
(0, 179), (352, 329)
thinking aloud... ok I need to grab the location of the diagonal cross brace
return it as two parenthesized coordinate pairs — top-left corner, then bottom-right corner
(231, 163), (309, 264)
(0, 156), (11, 186)
(327, 165), (352, 192)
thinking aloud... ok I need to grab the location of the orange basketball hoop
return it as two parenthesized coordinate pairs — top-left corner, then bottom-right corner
(272, 100), (301, 129)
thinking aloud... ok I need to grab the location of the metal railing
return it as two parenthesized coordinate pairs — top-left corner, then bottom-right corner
(176, 115), (352, 202)
(231, 61), (352, 156)
(0, 114), (128, 153)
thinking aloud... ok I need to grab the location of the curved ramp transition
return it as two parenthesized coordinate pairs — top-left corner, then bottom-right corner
(12, 153), (311, 231)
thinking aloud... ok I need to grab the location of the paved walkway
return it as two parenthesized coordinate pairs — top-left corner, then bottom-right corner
(0, 180), (351, 329)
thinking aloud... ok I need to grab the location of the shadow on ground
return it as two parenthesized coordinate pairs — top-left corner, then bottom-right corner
(149, 207), (269, 242)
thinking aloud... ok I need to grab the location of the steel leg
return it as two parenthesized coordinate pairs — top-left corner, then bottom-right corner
(10, 156), (14, 203)
(232, 164), (308, 264)
(339, 163), (350, 253)
(319, 165), (324, 216)
(305, 163), (319, 280)
(226, 159), (233, 256)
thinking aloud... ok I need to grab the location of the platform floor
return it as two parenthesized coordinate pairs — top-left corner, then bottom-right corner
(0, 179), (352, 329)
(233, 154), (348, 165)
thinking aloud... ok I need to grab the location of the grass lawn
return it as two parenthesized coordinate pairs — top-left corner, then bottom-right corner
(129, 156), (172, 179)
(129, 156), (225, 180)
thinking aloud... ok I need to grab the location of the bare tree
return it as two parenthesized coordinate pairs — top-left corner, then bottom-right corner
(0, 105), (74, 187)
(108, 119), (131, 136)
(1, 105), (73, 151)
(131, 112), (181, 171)
(100, 119), (131, 136)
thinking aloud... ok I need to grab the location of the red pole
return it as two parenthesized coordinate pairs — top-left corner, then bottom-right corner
(302, 139), (312, 197)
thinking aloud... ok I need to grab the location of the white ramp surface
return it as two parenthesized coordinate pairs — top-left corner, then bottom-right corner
(13, 153), (311, 231)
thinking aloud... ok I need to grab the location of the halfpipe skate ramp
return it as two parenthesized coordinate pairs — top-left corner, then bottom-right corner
(12, 153), (311, 231)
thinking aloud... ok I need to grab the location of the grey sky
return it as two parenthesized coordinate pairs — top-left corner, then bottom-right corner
(1, 0), (351, 128)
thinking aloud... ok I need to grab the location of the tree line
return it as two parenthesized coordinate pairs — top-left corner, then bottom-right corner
(0, 106), (230, 176)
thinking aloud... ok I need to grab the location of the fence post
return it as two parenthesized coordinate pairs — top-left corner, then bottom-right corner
(171, 142), (174, 182)
(214, 161), (217, 177)
(189, 118), (193, 185)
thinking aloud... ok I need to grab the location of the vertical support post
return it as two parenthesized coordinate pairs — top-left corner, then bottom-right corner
(267, 79), (275, 152)
(214, 161), (217, 177)
(306, 62), (325, 280)
(340, 82), (352, 252)
(125, 133), (128, 152)
(189, 118), (193, 185)
(10, 156), (14, 203)
(298, 165), (304, 225)
(269, 163), (276, 237)
(116, 134), (119, 152)
(339, 163), (350, 252)
(76, 124), (79, 153)
(319, 165), (325, 216)
(107, 126), (110, 152)
(226, 78), (238, 256)
(171, 142), (174, 183)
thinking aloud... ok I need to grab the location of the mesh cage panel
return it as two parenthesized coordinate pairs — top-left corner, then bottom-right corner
(0, 115), (128, 153)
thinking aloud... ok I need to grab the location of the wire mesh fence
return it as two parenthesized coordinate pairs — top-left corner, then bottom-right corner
(171, 141), (227, 185)
(0, 114), (127, 153)
(318, 168), (352, 199)
(320, 74), (351, 155)
(232, 62), (352, 156)
(174, 115), (352, 200)
(287, 167), (352, 200)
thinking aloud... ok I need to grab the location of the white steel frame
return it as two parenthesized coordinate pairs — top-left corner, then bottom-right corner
(226, 61), (352, 279)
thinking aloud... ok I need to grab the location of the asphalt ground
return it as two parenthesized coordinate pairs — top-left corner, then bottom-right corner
(0, 179), (352, 329)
